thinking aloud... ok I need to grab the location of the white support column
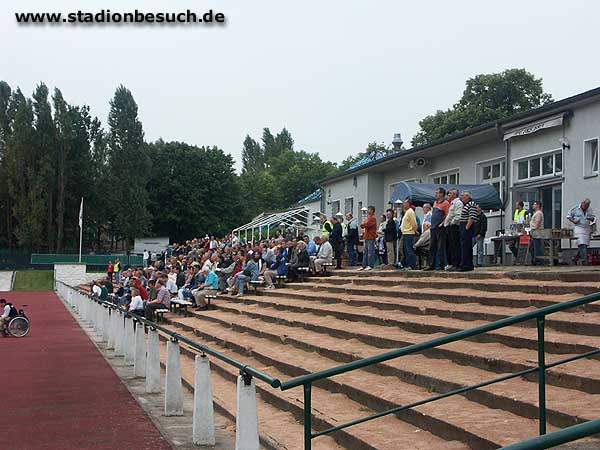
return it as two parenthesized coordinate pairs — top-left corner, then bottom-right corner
(134, 320), (146, 378)
(114, 313), (125, 357)
(94, 302), (102, 335)
(81, 295), (87, 321)
(146, 328), (161, 394)
(102, 306), (110, 342)
(125, 316), (135, 365)
(235, 374), (260, 450)
(164, 339), (184, 416)
(193, 354), (216, 446)
(107, 310), (116, 350)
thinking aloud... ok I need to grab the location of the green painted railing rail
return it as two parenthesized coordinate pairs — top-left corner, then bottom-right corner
(62, 281), (282, 388)
(500, 418), (600, 449)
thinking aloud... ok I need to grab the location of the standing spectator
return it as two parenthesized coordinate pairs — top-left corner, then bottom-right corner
(345, 213), (359, 266)
(145, 279), (170, 320)
(107, 260), (114, 282)
(143, 249), (149, 267)
(473, 204), (488, 266)
(458, 191), (478, 272)
(384, 209), (398, 267)
(401, 199), (418, 269)
(444, 188), (463, 271)
(567, 198), (595, 265)
(529, 201), (544, 265)
(114, 258), (121, 284)
(424, 187), (450, 271)
(330, 216), (344, 269)
(359, 206), (377, 271)
(320, 214), (333, 236)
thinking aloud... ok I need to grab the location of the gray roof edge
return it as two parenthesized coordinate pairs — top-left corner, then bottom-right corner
(320, 85), (600, 185)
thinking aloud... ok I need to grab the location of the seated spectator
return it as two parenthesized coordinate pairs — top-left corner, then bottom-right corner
(264, 246), (286, 289)
(288, 241), (310, 281)
(128, 287), (145, 316)
(144, 279), (171, 320)
(178, 262), (201, 304)
(103, 276), (114, 295)
(310, 235), (333, 274)
(91, 280), (102, 297)
(193, 267), (219, 311)
(147, 279), (158, 301)
(414, 222), (431, 268)
(230, 253), (260, 298)
(305, 235), (317, 257)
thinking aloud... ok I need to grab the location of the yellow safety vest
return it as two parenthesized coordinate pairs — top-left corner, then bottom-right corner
(513, 209), (526, 223)
(322, 220), (332, 235)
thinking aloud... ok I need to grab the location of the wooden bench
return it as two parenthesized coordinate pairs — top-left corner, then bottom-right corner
(321, 262), (334, 276)
(296, 267), (310, 282)
(204, 294), (218, 310)
(170, 298), (193, 316)
(275, 275), (287, 288)
(250, 280), (264, 295)
(154, 308), (170, 323)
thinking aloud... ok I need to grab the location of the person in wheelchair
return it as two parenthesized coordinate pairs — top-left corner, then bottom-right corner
(0, 298), (18, 337)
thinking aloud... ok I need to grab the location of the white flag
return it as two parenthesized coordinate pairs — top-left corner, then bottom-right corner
(79, 197), (83, 228)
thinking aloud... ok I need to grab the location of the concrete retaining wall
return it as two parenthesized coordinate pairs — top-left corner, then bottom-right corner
(54, 263), (87, 287)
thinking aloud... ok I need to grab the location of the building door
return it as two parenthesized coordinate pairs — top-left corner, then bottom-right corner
(540, 185), (562, 229)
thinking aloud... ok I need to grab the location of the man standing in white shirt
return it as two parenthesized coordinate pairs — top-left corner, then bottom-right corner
(444, 188), (463, 271)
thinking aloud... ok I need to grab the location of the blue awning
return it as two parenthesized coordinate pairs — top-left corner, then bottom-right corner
(390, 182), (503, 210)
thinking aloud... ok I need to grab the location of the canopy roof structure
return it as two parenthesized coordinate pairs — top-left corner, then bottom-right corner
(390, 182), (503, 210)
(232, 206), (319, 240)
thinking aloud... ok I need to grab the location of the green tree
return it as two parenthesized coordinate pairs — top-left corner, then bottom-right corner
(5, 94), (46, 248)
(107, 85), (150, 247)
(32, 83), (57, 250)
(147, 141), (240, 240)
(241, 135), (264, 175)
(0, 81), (13, 246)
(412, 68), (553, 146)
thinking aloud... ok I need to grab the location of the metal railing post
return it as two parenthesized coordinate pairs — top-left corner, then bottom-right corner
(537, 316), (547, 436)
(304, 383), (312, 450)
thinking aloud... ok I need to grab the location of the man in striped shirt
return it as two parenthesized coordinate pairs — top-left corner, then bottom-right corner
(458, 191), (478, 272)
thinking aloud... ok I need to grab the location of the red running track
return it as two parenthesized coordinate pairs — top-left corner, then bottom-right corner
(0, 291), (172, 450)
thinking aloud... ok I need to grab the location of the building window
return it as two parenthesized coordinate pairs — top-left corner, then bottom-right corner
(331, 200), (340, 216)
(479, 159), (505, 201)
(584, 138), (599, 177)
(432, 170), (460, 185)
(353, 177), (358, 187)
(515, 151), (562, 182)
(344, 197), (354, 215)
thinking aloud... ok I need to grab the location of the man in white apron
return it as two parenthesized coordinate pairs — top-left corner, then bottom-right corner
(566, 198), (596, 265)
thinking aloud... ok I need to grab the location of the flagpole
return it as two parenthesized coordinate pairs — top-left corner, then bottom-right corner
(78, 197), (83, 263)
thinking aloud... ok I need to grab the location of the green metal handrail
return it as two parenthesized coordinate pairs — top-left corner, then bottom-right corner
(278, 290), (600, 449)
(59, 280), (282, 388)
(500, 418), (600, 449)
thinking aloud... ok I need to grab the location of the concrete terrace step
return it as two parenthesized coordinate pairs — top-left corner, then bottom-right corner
(332, 268), (600, 283)
(316, 275), (600, 296)
(263, 287), (600, 337)
(162, 315), (560, 449)
(222, 293), (600, 393)
(286, 281), (600, 314)
(155, 326), (467, 450)
(171, 307), (600, 430)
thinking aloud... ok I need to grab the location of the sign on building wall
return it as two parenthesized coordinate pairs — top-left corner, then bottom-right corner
(503, 113), (564, 141)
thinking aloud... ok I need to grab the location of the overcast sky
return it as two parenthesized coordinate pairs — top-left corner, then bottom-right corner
(2, 0), (599, 169)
